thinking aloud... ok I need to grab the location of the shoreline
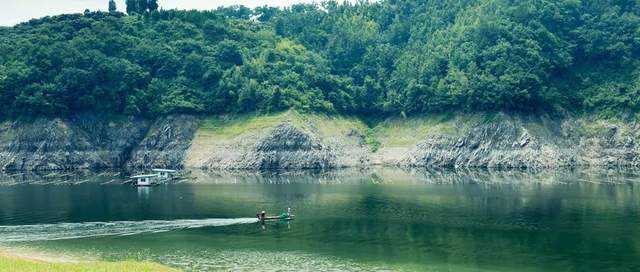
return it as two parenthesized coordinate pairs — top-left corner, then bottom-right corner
(2, 166), (639, 187)
(0, 246), (177, 271)
(0, 247), (76, 264)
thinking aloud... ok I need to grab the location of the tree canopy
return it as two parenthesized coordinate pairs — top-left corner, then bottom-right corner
(108, 0), (117, 13)
(0, 0), (638, 118)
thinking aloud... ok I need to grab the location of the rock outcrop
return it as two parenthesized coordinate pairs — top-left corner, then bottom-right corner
(0, 114), (149, 171)
(2, 112), (640, 171)
(402, 113), (640, 169)
(0, 114), (199, 171)
(202, 121), (338, 170)
(126, 115), (201, 170)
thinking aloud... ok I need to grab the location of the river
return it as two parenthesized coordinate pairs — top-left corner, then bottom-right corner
(0, 168), (639, 271)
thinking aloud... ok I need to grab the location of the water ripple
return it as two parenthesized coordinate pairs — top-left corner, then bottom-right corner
(0, 218), (259, 242)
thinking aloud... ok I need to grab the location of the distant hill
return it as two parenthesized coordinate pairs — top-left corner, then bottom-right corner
(0, 0), (638, 119)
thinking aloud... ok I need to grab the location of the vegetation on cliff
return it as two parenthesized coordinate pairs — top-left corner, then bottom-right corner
(0, 0), (638, 119)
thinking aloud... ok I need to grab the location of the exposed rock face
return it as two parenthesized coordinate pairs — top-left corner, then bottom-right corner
(0, 115), (149, 171)
(404, 120), (569, 168)
(254, 122), (336, 169)
(573, 122), (640, 167)
(126, 115), (201, 170)
(0, 114), (200, 171)
(2, 112), (640, 171)
(402, 114), (640, 169)
(203, 121), (337, 170)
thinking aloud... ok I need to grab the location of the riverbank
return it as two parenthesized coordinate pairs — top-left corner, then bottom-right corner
(0, 249), (177, 272)
(2, 111), (639, 171)
(3, 165), (639, 188)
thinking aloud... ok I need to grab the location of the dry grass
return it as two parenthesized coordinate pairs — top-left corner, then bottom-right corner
(372, 113), (462, 148)
(193, 111), (470, 153)
(197, 110), (369, 140)
(0, 253), (177, 272)
(199, 112), (291, 139)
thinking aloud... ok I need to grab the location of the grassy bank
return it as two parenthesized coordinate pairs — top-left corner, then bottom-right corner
(198, 110), (369, 139)
(190, 110), (467, 155)
(188, 110), (601, 168)
(0, 253), (177, 272)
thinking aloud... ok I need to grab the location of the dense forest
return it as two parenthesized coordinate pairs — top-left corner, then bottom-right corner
(0, 0), (638, 118)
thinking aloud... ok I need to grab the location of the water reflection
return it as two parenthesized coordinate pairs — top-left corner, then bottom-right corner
(0, 167), (639, 271)
(137, 186), (150, 199)
(2, 167), (640, 186)
(192, 167), (640, 185)
(258, 220), (292, 231)
(0, 170), (124, 186)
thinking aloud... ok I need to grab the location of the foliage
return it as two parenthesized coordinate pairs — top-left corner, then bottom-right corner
(126, 0), (157, 15)
(0, 0), (638, 118)
(125, 0), (137, 15)
(148, 0), (159, 12)
(364, 128), (381, 152)
(108, 0), (117, 13)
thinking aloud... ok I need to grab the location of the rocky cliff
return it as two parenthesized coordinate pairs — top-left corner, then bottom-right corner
(0, 115), (149, 171)
(402, 113), (640, 169)
(185, 114), (369, 170)
(0, 114), (198, 171)
(1, 112), (639, 171)
(200, 122), (337, 170)
(126, 115), (201, 170)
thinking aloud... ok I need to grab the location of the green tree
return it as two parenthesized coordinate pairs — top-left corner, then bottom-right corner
(216, 40), (244, 67)
(108, 0), (117, 13)
(148, 0), (159, 12)
(327, 15), (380, 75)
(1, 0), (639, 118)
(125, 0), (137, 14)
(137, 0), (148, 13)
(203, 19), (227, 41)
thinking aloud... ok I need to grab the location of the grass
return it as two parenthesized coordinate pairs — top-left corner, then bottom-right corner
(364, 128), (381, 152)
(300, 113), (368, 137)
(575, 117), (631, 138)
(194, 111), (479, 152)
(197, 110), (371, 142)
(199, 111), (293, 139)
(0, 254), (178, 272)
(0, 121), (15, 142)
(372, 113), (462, 148)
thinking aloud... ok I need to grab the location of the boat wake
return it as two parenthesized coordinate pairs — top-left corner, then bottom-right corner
(0, 218), (259, 242)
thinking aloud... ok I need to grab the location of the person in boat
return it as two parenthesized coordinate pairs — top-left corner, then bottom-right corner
(257, 211), (267, 222)
(281, 207), (291, 218)
(258, 208), (293, 222)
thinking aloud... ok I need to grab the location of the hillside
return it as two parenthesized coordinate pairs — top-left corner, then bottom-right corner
(0, 1), (639, 171)
(0, 0), (638, 119)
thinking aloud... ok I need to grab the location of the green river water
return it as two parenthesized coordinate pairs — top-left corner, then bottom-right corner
(0, 168), (639, 271)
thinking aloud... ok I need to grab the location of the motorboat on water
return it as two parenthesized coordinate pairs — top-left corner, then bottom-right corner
(257, 208), (295, 222)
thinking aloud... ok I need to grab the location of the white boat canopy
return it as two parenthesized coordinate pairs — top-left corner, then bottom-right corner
(152, 169), (177, 173)
(131, 174), (159, 178)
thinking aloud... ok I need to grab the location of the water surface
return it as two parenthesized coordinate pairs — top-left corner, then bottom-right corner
(0, 169), (639, 271)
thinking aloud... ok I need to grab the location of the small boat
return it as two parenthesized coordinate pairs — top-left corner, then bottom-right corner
(258, 208), (295, 222)
(262, 214), (295, 221)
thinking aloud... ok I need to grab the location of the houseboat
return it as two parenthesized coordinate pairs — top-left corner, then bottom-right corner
(152, 169), (178, 180)
(131, 174), (159, 187)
